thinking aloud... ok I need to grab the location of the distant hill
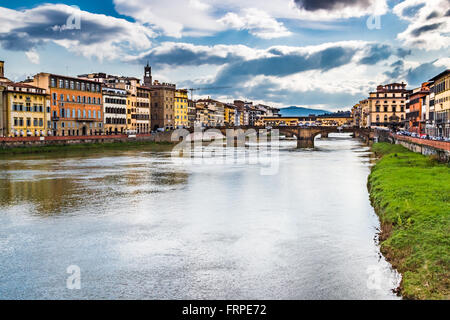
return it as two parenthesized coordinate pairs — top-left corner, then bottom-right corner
(279, 106), (331, 117)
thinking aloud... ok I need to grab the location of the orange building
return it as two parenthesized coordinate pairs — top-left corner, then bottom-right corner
(406, 82), (430, 135)
(27, 73), (103, 136)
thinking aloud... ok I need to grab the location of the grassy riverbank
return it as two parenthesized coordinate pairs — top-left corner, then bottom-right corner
(368, 143), (450, 300)
(0, 140), (174, 155)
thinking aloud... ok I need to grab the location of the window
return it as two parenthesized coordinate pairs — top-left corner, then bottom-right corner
(67, 108), (71, 117)
(78, 109), (81, 118)
(88, 110), (91, 118)
(59, 79), (64, 88)
(83, 110), (86, 118)
(65, 80), (69, 88)
(93, 110), (96, 119)
(73, 109), (76, 118)
(60, 94), (64, 101)
(26, 118), (31, 126)
(70, 81), (74, 90)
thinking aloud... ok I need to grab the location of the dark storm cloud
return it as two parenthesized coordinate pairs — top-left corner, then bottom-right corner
(406, 61), (445, 86)
(0, 6), (145, 51)
(211, 46), (357, 86)
(359, 44), (393, 65)
(402, 3), (426, 17)
(135, 47), (242, 66)
(426, 11), (439, 20)
(396, 48), (411, 58)
(358, 44), (411, 65)
(384, 60), (404, 80)
(411, 23), (444, 37)
(293, 0), (371, 11)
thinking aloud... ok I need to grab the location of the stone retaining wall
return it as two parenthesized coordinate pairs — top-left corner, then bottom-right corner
(393, 134), (450, 163)
(0, 132), (175, 149)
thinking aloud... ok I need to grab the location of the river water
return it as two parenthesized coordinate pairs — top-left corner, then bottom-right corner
(0, 134), (400, 299)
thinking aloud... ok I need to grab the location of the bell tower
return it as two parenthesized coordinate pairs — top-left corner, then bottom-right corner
(144, 61), (152, 86)
(0, 61), (4, 78)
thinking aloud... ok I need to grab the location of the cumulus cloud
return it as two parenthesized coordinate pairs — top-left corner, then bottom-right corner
(0, 4), (155, 61)
(112, 0), (388, 38)
(292, 0), (388, 19)
(393, 0), (450, 50)
(384, 58), (450, 86)
(127, 42), (268, 66)
(218, 8), (291, 39)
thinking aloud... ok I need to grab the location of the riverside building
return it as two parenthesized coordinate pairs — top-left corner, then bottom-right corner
(0, 82), (50, 137)
(28, 73), (103, 136)
(429, 69), (450, 138)
(103, 87), (127, 134)
(368, 82), (408, 130)
(136, 86), (151, 134)
(175, 89), (189, 128)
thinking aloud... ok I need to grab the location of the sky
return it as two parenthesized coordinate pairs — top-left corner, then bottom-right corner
(0, 0), (449, 111)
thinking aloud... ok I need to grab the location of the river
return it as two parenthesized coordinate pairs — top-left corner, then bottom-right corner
(0, 133), (400, 299)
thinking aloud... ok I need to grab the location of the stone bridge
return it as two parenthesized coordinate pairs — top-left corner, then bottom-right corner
(186, 126), (373, 148)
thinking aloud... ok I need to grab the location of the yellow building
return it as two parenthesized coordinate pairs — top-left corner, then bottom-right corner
(360, 99), (370, 128)
(126, 93), (137, 134)
(368, 82), (408, 129)
(429, 69), (450, 138)
(0, 82), (50, 137)
(224, 104), (236, 126)
(175, 89), (188, 128)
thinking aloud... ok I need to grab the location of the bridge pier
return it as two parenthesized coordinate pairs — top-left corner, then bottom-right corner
(321, 132), (329, 138)
(297, 138), (314, 148)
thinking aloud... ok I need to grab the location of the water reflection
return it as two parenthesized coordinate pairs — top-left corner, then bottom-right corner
(0, 134), (400, 299)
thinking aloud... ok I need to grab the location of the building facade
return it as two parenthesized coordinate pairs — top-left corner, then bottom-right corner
(175, 89), (189, 128)
(150, 81), (176, 130)
(405, 82), (430, 135)
(368, 82), (408, 130)
(136, 86), (151, 133)
(103, 87), (127, 134)
(126, 93), (137, 134)
(187, 99), (196, 128)
(429, 70), (450, 138)
(0, 82), (50, 137)
(224, 103), (236, 126)
(28, 73), (103, 136)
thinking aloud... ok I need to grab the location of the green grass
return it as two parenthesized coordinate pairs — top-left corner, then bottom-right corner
(368, 143), (450, 300)
(0, 140), (174, 155)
